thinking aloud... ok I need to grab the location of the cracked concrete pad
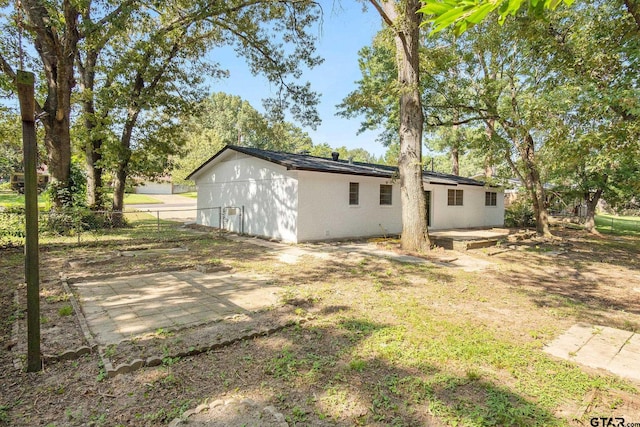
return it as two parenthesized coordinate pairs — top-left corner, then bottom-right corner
(545, 323), (640, 383)
(72, 270), (281, 345)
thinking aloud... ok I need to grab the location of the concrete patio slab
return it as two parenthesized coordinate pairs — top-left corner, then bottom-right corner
(72, 270), (281, 345)
(544, 323), (639, 383)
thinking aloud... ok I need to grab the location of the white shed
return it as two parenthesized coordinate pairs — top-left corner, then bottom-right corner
(187, 145), (504, 243)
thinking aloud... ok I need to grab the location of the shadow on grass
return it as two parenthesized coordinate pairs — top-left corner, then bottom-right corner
(152, 316), (563, 427)
(495, 243), (640, 330)
(1, 264), (603, 426)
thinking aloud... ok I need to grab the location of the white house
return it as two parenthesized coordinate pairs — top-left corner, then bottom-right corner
(132, 176), (194, 195)
(187, 145), (504, 243)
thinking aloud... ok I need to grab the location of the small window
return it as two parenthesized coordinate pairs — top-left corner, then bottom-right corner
(485, 191), (497, 206)
(349, 182), (359, 205)
(447, 189), (463, 206)
(380, 184), (393, 205)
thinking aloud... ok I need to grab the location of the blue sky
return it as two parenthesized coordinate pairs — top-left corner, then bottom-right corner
(211, 3), (387, 157)
(1, 3), (388, 157)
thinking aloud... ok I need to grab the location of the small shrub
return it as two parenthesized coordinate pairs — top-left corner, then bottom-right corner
(42, 207), (129, 235)
(0, 207), (26, 246)
(505, 198), (535, 228)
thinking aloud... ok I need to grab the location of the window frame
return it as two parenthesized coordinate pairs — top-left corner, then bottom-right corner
(447, 189), (464, 206)
(379, 184), (393, 206)
(485, 191), (497, 206)
(349, 182), (360, 206)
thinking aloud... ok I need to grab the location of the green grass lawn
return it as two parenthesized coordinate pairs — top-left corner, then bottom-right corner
(595, 213), (640, 235)
(0, 192), (46, 209)
(0, 191), (161, 208)
(122, 193), (163, 204)
(2, 228), (637, 425)
(180, 191), (197, 198)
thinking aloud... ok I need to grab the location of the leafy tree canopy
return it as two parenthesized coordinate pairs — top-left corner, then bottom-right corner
(418, 0), (575, 34)
(173, 92), (314, 183)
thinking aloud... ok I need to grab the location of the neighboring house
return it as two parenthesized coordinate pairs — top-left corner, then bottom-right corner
(133, 176), (194, 195)
(187, 145), (504, 243)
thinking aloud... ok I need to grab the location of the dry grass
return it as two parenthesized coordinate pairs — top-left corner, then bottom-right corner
(1, 227), (639, 426)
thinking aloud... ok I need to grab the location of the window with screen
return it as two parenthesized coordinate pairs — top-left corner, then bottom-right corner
(349, 182), (359, 205)
(485, 191), (497, 206)
(380, 184), (392, 205)
(447, 189), (464, 206)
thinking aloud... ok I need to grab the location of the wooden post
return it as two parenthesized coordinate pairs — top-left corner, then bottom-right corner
(17, 70), (41, 372)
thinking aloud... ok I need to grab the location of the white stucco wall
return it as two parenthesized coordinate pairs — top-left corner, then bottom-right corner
(192, 149), (504, 242)
(296, 172), (402, 241)
(192, 152), (299, 242)
(427, 184), (504, 230)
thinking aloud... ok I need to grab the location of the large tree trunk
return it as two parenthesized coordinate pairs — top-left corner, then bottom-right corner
(372, 0), (430, 251)
(520, 134), (551, 237)
(41, 105), (72, 207)
(85, 139), (104, 209)
(112, 115), (137, 215)
(451, 145), (459, 176)
(583, 188), (603, 234)
(451, 111), (460, 176)
(112, 163), (128, 214)
(484, 120), (495, 178)
(78, 50), (106, 209)
(624, 0), (640, 30)
(23, 0), (80, 208)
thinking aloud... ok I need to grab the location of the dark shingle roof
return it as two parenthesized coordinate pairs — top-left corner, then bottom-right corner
(187, 145), (487, 187)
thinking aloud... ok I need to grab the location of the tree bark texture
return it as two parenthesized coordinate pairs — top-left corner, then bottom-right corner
(583, 188), (603, 234)
(451, 145), (460, 176)
(78, 49), (106, 209)
(372, 0), (431, 251)
(22, 0), (80, 208)
(519, 133), (551, 237)
(113, 110), (138, 215)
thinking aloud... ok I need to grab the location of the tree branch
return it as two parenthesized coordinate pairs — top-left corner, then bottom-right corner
(427, 114), (498, 127)
(368, 0), (395, 28)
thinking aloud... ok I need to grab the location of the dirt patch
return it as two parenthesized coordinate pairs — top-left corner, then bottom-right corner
(104, 305), (305, 368)
(2, 228), (640, 426)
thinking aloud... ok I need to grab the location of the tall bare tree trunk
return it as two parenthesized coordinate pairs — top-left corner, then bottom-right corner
(371, 0), (430, 251)
(484, 120), (495, 178)
(78, 49), (106, 209)
(451, 110), (460, 176)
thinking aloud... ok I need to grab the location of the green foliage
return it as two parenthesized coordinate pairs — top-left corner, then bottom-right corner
(266, 348), (302, 380)
(58, 305), (73, 317)
(307, 143), (381, 164)
(348, 3), (639, 232)
(0, 109), (23, 182)
(42, 207), (128, 235)
(172, 92), (315, 183)
(505, 196), (535, 228)
(43, 161), (87, 209)
(0, 206), (26, 246)
(419, 0), (575, 35)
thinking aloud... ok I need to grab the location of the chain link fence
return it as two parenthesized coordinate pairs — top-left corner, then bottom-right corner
(0, 206), (243, 247)
(594, 215), (640, 234)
